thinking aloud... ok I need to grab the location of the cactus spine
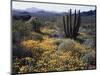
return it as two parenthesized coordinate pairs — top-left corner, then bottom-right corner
(63, 9), (81, 39)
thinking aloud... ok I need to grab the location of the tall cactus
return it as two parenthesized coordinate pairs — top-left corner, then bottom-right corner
(63, 9), (81, 39)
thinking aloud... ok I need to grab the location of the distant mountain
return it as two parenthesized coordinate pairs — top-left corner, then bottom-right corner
(12, 9), (30, 16)
(80, 10), (96, 16)
(12, 9), (31, 21)
(12, 7), (96, 21)
(12, 7), (62, 21)
(12, 7), (96, 16)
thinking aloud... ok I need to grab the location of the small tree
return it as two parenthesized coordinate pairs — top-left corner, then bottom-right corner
(30, 17), (41, 33)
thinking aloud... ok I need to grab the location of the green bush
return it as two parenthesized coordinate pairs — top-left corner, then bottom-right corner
(19, 65), (29, 73)
(81, 51), (96, 65)
(13, 20), (32, 42)
(30, 18), (42, 32)
(13, 60), (20, 74)
(58, 39), (75, 52)
(13, 65), (20, 73)
(21, 40), (44, 61)
(31, 33), (43, 41)
(53, 39), (64, 46)
(12, 20), (32, 57)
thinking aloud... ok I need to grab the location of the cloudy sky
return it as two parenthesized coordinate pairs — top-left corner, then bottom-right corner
(12, 1), (96, 13)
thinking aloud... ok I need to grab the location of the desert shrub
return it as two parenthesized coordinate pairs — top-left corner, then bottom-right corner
(21, 40), (39, 48)
(74, 42), (95, 56)
(21, 38), (57, 55)
(19, 65), (29, 73)
(58, 39), (75, 52)
(12, 20), (33, 57)
(83, 39), (95, 48)
(24, 57), (35, 66)
(81, 50), (96, 66)
(57, 39), (94, 58)
(20, 38), (57, 64)
(21, 40), (43, 60)
(33, 50), (86, 72)
(72, 42), (95, 59)
(13, 37), (96, 73)
(31, 32), (43, 41)
(30, 18), (42, 32)
(18, 57), (36, 73)
(13, 65), (20, 74)
(41, 27), (57, 35)
(74, 43), (89, 53)
(13, 44), (27, 57)
(39, 39), (57, 51)
(40, 27), (48, 34)
(13, 20), (32, 42)
(12, 58), (21, 73)
(13, 57), (36, 73)
(53, 39), (65, 46)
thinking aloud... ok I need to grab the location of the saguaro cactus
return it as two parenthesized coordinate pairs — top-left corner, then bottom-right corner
(63, 9), (81, 39)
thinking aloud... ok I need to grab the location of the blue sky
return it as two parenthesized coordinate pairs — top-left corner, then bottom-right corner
(12, 1), (96, 13)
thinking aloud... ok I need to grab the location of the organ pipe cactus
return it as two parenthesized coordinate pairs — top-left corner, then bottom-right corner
(63, 9), (81, 39)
